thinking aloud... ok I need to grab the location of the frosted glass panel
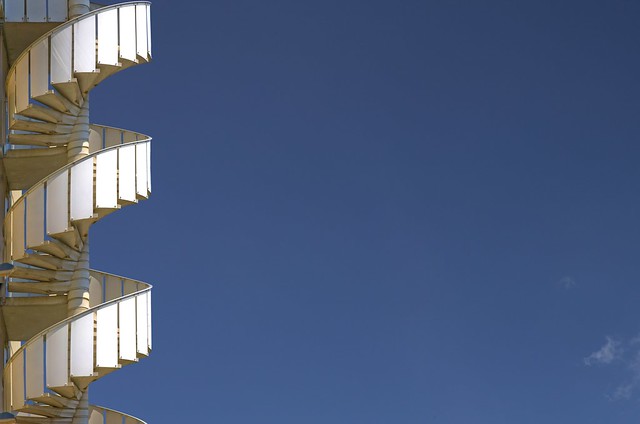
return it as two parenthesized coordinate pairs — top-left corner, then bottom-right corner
(46, 325), (68, 387)
(136, 143), (148, 197)
(123, 130), (136, 144)
(106, 411), (121, 424)
(11, 202), (25, 260)
(105, 128), (122, 147)
(119, 6), (136, 61)
(74, 17), (97, 72)
(147, 5), (152, 57)
(96, 150), (118, 208)
(4, 363), (11, 415)
(118, 145), (136, 202)
(89, 275), (103, 307)
(105, 275), (122, 302)
(26, 186), (44, 248)
(71, 159), (94, 220)
(7, 72), (15, 124)
(97, 304), (119, 368)
(30, 39), (49, 97)
(16, 58), (29, 112)
(147, 142), (152, 193)
(136, 4), (148, 59)
(71, 314), (94, 377)
(89, 409), (104, 424)
(51, 26), (72, 83)
(12, 352), (24, 409)
(98, 9), (119, 66)
(27, 0), (46, 22)
(125, 417), (139, 424)
(5, 0), (24, 21)
(47, 170), (69, 234)
(48, 0), (67, 21)
(136, 293), (148, 355)
(26, 338), (44, 399)
(148, 291), (152, 350)
(119, 298), (137, 360)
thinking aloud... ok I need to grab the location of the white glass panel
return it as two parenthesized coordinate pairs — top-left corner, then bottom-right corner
(48, 0), (67, 21)
(16, 57), (29, 112)
(105, 275), (122, 302)
(106, 411), (121, 424)
(89, 275), (103, 307)
(26, 338), (44, 399)
(96, 150), (118, 208)
(11, 351), (24, 409)
(71, 159), (94, 221)
(30, 38), (49, 97)
(136, 4), (148, 59)
(5, 0), (24, 21)
(51, 26), (72, 83)
(96, 304), (118, 368)
(46, 325), (68, 387)
(147, 142), (152, 193)
(119, 5), (136, 61)
(136, 293), (148, 355)
(7, 71), (15, 124)
(123, 280), (137, 295)
(74, 17), (96, 72)
(148, 291), (152, 350)
(118, 145), (136, 202)
(89, 128), (102, 154)
(123, 130), (136, 144)
(4, 362), (11, 415)
(89, 409), (104, 424)
(26, 185), (44, 248)
(147, 4), (152, 57)
(11, 202), (25, 261)
(47, 170), (69, 234)
(26, 0), (46, 21)
(71, 314), (94, 377)
(105, 128), (121, 147)
(136, 143), (148, 197)
(119, 298), (136, 361)
(98, 9), (118, 66)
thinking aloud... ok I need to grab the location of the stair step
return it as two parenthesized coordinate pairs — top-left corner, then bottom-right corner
(10, 266), (72, 282)
(17, 104), (75, 125)
(31, 241), (76, 260)
(9, 133), (70, 147)
(33, 91), (80, 115)
(17, 405), (75, 418)
(17, 254), (76, 271)
(75, 71), (101, 95)
(52, 81), (83, 106)
(29, 394), (79, 409)
(8, 281), (71, 295)
(9, 119), (73, 134)
(47, 385), (80, 400)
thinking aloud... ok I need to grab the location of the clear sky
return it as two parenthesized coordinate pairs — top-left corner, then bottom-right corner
(84, 0), (640, 422)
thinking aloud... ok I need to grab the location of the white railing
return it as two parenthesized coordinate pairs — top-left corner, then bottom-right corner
(4, 138), (151, 262)
(89, 405), (148, 424)
(7, 1), (151, 124)
(3, 271), (151, 411)
(3, 0), (69, 22)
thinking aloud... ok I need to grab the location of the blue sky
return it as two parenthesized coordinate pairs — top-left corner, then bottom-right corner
(83, 0), (640, 422)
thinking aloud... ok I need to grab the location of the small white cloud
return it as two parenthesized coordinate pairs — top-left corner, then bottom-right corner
(557, 276), (576, 290)
(584, 337), (622, 366)
(609, 383), (634, 401)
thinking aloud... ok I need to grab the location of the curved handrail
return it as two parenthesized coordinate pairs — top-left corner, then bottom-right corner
(6, 1), (151, 84)
(4, 270), (151, 374)
(5, 137), (150, 217)
(90, 404), (148, 424)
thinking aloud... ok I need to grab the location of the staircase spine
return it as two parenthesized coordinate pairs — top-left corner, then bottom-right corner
(1, 2), (154, 423)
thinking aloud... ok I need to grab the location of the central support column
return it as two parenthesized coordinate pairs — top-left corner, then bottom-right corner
(68, 0), (90, 19)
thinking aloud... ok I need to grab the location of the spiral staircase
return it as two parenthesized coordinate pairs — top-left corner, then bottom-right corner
(0, 2), (154, 423)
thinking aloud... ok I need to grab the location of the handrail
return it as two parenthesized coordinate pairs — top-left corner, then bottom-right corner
(4, 269), (151, 375)
(6, 1), (151, 83)
(5, 138), (150, 217)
